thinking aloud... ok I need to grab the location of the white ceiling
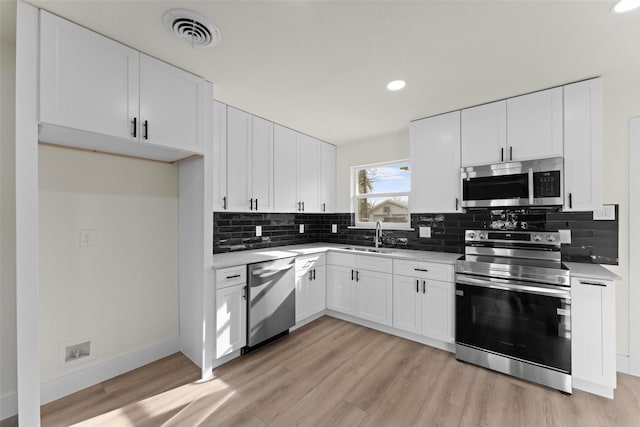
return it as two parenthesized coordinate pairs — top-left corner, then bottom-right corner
(4, 1), (640, 145)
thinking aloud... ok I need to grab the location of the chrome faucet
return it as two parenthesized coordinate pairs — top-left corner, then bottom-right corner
(374, 220), (383, 248)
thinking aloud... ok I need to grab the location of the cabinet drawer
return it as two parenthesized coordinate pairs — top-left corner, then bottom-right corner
(393, 259), (453, 281)
(356, 255), (393, 274)
(327, 252), (356, 267)
(215, 265), (246, 289)
(296, 253), (326, 271)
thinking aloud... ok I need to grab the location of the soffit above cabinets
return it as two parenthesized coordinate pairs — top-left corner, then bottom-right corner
(22, 0), (640, 146)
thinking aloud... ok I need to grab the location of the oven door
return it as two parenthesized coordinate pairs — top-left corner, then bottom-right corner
(455, 274), (571, 373)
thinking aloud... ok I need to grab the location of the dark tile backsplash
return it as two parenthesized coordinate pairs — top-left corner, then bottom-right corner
(213, 207), (619, 265)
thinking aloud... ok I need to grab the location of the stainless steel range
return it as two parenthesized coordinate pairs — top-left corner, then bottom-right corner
(455, 230), (572, 393)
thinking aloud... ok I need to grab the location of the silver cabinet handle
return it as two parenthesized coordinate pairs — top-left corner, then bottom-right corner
(416, 279), (419, 293)
(509, 146), (513, 161)
(223, 196), (227, 210)
(455, 197), (459, 211)
(568, 193), (573, 209)
(226, 274), (241, 279)
(250, 198), (254, 211)
(255, 198), (258, 210)
(351, 269), (354, 281)
(501, 147), (504, 162)
(132, 117), (137, 138)
(414, 268), (429, 272)
(302, 201), (305, 212)
(356, 270), (359, 282)
(422, 280), (426, 294)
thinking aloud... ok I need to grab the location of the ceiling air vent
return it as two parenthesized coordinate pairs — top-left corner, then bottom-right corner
(163, 9), (220, 48)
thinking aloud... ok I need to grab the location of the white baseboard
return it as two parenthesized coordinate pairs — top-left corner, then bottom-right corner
(291, 311), (326, 332)
(1, 336), (180, 421)
(0, 390), (17, 422)
(617, 353), (631, 375)
(41, 336), (180, 405)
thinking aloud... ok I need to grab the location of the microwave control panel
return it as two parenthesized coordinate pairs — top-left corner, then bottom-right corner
(533, 171), (561, 197)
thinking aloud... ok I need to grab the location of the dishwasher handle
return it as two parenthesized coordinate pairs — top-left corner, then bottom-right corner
(251, 264), (294, 276)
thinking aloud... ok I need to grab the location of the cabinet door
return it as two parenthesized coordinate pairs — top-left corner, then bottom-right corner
(326, 265), (355, 315)
(139, 54), (206, 153)
(216, 284), (247, 359)
(226, 107), (252, 212)
(297, 134), (323, 213)
(393, 275), (422, 335)
(355, 270), (393, 326)
(563, 78), (603, 211)
(507, 87), (563, 161)
(40, 11), (139, 140)
(251, 116), (274, 212)
(461, 101), (506, 167)
(422, 280), (454, 343)
(213, 101), (228, 211)
(295, 270), (311, 323)
(309, 266), (327, 316)
(321, 143), (337, 213)
(409, 111), (461, 213)
(571, 278), (616, 389)
(273, 125), (299, 212)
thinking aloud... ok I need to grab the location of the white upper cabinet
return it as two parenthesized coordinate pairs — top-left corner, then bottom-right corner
(461, 87), (563, 166)
(321, 143), (337, 213)
(461, 101), (506, 167)
(563, 78), (603, 211)
(40, 10), (139, 140)
(507, 87), (564, 161)
(410, 111), (462, 213)
(139, 54), (206, 153)
(212, 101), (228, 211)
(226, 107), (273, 212)
(273, 125), (299, 212)
(226, 107), (252, 212)
(39, 11), (207, 160)
(297, 134), (323, 213)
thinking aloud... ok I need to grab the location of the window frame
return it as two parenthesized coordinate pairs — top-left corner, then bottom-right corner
(351, 159), (411, 229)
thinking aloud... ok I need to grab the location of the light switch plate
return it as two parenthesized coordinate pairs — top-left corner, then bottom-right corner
(331, 224), (337, 233)
(593, 205), (616, 220)
(559, 229), (571, 244)
(299, 224), (304, 233)
(419, 226), (431, 238)
(255, 225), (262, 237)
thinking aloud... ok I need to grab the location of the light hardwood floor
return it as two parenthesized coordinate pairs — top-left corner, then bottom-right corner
(5, 316), (640, 426)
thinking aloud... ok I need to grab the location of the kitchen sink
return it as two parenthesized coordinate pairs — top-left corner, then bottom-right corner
(342, 247), (395, 254)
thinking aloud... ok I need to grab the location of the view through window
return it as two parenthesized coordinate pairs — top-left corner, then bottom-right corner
(354, 161), (410, 227)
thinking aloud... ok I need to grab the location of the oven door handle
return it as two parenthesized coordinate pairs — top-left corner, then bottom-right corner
(456, 275), (571, 299)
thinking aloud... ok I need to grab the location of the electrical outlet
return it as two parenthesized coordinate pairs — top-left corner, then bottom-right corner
(332, 224), (338, 233)
(419, 226), (431, 238)
(80, 229), (94, 247)
(255, 225), (262, 237)
(559, 229), (571, 244)
(593, 205), (616, 220)
(299, 224), (304, 233)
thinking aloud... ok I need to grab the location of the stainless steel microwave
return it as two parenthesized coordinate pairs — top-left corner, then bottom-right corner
(460, 157), (563, 208)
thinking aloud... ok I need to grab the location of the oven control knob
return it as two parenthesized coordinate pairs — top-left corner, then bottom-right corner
(479, 232), (487, 240)
(468, 231), (476, 239)
(547, 235), (556, 242)
(534, 234), (542, 242)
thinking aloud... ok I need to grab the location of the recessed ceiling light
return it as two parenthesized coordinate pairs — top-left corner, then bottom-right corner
(386, 80), (406, 91)
(613, 0), (640, 13)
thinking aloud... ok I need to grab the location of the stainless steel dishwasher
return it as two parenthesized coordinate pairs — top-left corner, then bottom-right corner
(244, 257), (296, 352)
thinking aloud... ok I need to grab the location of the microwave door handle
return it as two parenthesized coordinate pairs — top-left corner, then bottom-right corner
(528, 168), (534, 205)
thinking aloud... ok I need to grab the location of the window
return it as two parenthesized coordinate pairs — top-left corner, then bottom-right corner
(353, 160), (410, 228)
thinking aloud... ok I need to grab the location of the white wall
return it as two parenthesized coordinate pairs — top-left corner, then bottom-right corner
(335, 79), (640, 357)
(38, 145), (179, 383)
(336, 130), (409, 212)
(0, 40), (17, 409)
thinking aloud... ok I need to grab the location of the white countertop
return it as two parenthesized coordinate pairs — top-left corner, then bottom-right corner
(212, 244), (619, 282)
(564, 262), (620, 281)
(211, 243), (462, 269)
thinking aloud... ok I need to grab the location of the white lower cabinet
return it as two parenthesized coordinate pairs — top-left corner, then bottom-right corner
(295, 254), (326, 322)
(326, 254), (393, 326)
(215, 265), (247, 359)
(354, 270), (393, 327)
(215, 283), (247, 359)
(326, 264), (356, 315)
(571, 276), (616, 397)
(393, 260), (455, 343)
